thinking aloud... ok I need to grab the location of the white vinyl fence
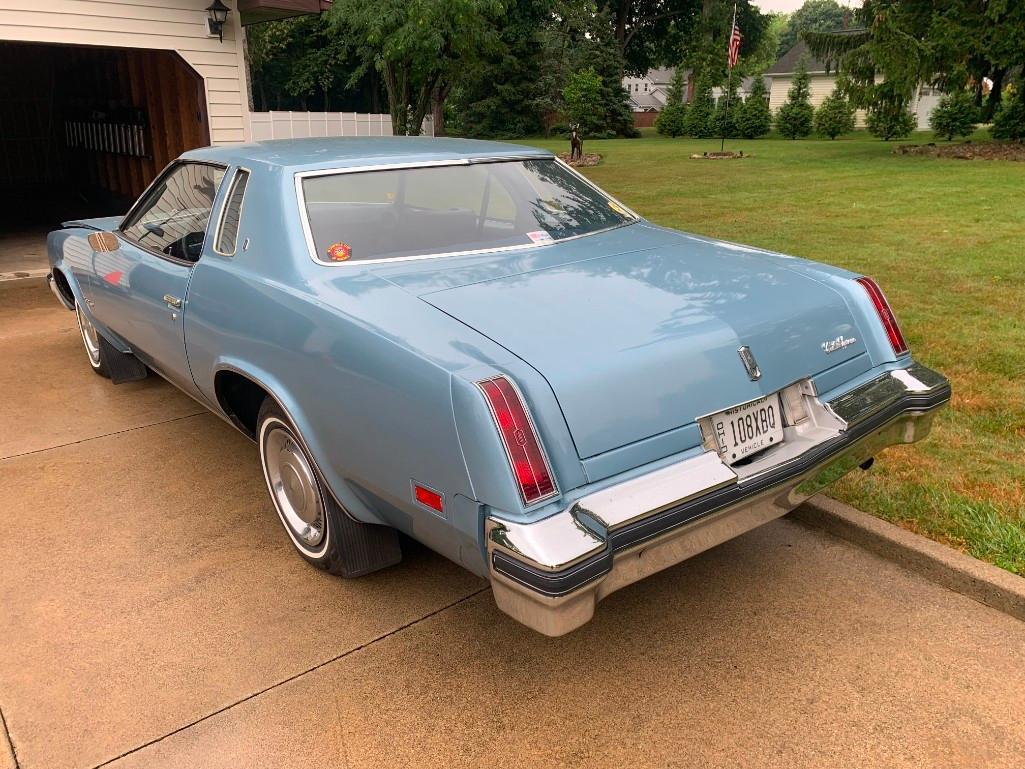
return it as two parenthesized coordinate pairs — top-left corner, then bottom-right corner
(248, 111), (435, 140)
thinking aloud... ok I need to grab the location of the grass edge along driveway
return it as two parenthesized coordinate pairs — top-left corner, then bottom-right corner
(523, 132), (1025, 574)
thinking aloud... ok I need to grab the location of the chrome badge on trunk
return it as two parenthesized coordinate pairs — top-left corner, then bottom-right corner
(737, 345), (761, 381)
(822, 335), (858, 354)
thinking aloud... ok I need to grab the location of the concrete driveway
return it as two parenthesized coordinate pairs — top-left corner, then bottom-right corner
(3, 279), (1025, 769)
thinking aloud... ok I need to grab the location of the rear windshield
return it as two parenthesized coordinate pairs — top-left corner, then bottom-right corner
(300, 159), (635, 263)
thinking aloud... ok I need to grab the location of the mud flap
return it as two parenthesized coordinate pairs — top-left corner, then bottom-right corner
(99, 337), (148, 384)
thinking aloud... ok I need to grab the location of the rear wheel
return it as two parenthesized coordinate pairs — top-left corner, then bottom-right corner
(257, 399), (401, 577)
(76, 304), (111, 378)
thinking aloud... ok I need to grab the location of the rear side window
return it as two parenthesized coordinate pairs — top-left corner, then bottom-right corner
(214, 168), (250, 256)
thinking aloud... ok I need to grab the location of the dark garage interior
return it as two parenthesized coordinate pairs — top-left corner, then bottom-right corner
(0, 41), (210, 237)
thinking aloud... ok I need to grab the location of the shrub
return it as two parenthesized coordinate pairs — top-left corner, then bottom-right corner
(684, 73), (716, 138)
(866, 101), (916, 140)
(929, 91), (978, 141)
(814, 90), (856, 139)
(655, 103), (688, 137)
(736, 77), (772, 139)
(992, 89), (1025, 140)
(776, 57), (814, 139)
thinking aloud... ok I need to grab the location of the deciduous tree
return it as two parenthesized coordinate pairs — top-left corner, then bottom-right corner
(328, 0), (504, 135)
(991, 88), (1025, 141)
(777, 0), (848, 58)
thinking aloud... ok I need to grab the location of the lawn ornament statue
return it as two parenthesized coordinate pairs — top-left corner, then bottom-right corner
(569, 124), (583, 162)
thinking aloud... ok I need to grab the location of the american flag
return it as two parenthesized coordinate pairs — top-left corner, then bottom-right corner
(728, 20), (742, 69)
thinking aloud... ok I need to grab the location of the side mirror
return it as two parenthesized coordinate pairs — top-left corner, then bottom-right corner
(87, 231), (119, 253)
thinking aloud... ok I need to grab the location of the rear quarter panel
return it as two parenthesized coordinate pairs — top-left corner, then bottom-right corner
(184, 165), (579, 574)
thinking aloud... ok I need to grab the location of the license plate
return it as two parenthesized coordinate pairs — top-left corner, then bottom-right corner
(711, 394), (784, 465)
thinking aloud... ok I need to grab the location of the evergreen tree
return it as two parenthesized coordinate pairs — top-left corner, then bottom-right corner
(451, 0), (552, 138)
(814, 87), (856, 139)
(683, 73), (716, 138)
(929, 91), (978, 141)
(654, 66), (688, 137)
(665, 67), (686, 104)
(992, 88), (1025, 140)
(736, 76), (772, 138)
(711, 81), (741, 139)
(865, 84), (916, 140)
(655, 103), (689, 136)
(776, 57), (815, 139)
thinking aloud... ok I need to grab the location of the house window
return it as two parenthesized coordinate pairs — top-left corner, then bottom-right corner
(644, 83), (649, 91)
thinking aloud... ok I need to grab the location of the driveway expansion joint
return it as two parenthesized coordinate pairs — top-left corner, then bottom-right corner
(1, 704), (21, 769)
(0, 412), (208, 463)
(792, 495), (1025, 623)
(90, 585), (490, 769)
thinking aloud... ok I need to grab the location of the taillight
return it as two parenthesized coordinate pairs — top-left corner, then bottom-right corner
(476, 376), (558, 505)
(856, 276), (909, 357)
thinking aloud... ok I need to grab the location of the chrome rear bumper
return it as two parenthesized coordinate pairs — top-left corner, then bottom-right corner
(486, 362), (951, 636)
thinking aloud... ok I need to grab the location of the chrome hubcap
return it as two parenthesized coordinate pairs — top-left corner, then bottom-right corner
(76, 305), (101, 367)
(263, 426), (325, 548)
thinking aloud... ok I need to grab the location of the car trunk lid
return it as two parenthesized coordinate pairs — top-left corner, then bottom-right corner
(419, 236), (871, 459)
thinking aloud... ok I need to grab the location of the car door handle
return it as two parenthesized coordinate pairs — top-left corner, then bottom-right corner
(163, 294), (182, 309)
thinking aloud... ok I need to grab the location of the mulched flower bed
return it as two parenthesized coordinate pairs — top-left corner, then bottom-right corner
(895, 141), (1025, 161)
(689, 150), (749, 159)
(557, 152), (602, 167)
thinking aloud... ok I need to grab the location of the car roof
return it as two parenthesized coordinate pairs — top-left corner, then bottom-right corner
(181, 136), (554, 172)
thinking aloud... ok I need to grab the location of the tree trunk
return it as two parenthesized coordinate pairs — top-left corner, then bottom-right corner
(369, 69), (380, 114)
(408, 71), (441, 137)
(614, 0), (630, 77)
(983, 68), (1006, 123)
(431, 82), (451, 137)
(382, 62), (410, 135)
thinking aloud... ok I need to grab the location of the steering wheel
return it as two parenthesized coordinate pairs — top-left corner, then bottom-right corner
(163, 231), (206, 262)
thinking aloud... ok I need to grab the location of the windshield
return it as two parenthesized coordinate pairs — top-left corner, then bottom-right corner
(300, 159), (636, 263)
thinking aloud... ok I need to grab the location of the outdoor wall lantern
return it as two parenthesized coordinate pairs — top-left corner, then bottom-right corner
(206, 0), (231, 42)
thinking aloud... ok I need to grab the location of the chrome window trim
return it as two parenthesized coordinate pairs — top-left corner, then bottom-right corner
(294, 156), (641, 267)
(212, 166), (251, 257)
(475, 375), (561, 508)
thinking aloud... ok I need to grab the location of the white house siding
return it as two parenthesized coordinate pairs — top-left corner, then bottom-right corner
(768, 73), (943, 131)
(0, 0), (250, 144)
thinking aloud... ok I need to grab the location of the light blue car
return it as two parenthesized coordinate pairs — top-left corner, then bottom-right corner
(47, 137), (950, 635)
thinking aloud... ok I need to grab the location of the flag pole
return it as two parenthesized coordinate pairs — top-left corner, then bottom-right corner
(721, 1), (738, 153)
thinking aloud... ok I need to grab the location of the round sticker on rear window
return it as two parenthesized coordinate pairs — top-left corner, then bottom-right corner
(326, 242), (352, 261)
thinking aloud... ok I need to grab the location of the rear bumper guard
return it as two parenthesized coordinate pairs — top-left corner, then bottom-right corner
(486, 362), (951, 636)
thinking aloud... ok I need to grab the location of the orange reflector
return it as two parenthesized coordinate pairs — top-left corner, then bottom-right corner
(413, 483), (444, 513)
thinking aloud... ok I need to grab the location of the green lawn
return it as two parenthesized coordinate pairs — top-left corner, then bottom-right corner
(524, 131), (1025, 574)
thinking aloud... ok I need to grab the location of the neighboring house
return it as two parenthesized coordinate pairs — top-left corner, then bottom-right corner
(0, 0), (329, 221)
(765, 39), (941, 130)
(623, 67), (678, 126)
(713, 76), (756, 102)
(623, 67), (756, 127)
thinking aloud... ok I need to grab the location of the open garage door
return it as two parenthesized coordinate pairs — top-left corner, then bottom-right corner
(0, 41), (210, 238)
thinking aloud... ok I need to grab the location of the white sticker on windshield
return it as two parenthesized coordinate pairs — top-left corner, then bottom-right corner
(526, 230), (554, 244)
